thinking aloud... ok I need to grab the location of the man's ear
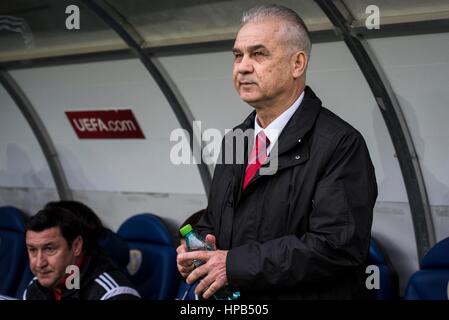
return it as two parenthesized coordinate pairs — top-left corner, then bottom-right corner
(292, 51), (307, 79)
(71, 235), (84, 256)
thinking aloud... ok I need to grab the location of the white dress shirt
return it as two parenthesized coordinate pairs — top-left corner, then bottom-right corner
(254, 90), (305, 155)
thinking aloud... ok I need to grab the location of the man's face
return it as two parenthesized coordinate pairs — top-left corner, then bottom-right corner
(26, 227), (81, 288)
(232, 19), (299, 108)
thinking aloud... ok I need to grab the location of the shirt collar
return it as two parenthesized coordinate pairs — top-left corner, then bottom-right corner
(254, 90), (305, 153)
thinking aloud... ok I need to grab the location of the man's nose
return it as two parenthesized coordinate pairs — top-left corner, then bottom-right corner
(237, 55), (254, 74)
(36, 251), (48, 268)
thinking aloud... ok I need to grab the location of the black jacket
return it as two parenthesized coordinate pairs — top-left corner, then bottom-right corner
(196, 87), (377, 299)
(24, 250), (140, 300)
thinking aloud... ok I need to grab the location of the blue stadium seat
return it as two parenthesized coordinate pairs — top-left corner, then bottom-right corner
(0, 206), (28, 297)
(97, 228), (130, 271)
(15, 265), (33, 299)
(117, 213), (179, 299)
(368, 238), (399, 299)
(404, 237), (449, 300)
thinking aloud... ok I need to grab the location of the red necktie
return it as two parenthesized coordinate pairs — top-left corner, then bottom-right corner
(243, 131), (270, 190)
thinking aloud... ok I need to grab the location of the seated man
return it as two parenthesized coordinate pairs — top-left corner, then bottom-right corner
(44, 200), (130, 270)
(24, 207), (140, 300)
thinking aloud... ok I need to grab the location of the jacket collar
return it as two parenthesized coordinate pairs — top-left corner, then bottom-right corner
(235, 86), (322, 157)
(276, 86), (322, 155)
(229, 86), (322, 197)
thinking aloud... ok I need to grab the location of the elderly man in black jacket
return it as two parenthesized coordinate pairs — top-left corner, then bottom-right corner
(177, 4), (377, 300)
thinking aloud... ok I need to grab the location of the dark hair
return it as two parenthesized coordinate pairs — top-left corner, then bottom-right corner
(44, 201), (103, 253)
(26, 207), (83, 249)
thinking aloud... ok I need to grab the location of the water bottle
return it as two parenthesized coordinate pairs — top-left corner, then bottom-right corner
(179, 224), (240, 300)
(180, 224), (213, 267)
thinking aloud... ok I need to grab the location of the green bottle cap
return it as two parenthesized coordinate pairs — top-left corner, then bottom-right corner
(180, 224), (193, 237)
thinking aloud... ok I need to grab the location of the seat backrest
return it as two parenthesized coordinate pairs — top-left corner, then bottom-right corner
(15, 265), (34, 299)
(368, 238), (399, 299)
(97, 228), (130, 271)
(0, 206), (28, 296)
(404, 237), (449, 300)
(117, 213), (179, 300)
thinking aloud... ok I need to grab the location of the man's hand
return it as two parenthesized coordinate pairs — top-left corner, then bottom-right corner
(176, 234), (228, 299)
(176, 239), (195, 278)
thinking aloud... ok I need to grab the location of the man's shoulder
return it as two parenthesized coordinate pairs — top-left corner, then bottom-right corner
(86, 270), (141, 300)
(314, 106), (362, 143)
(24, 277), (47, 300)
(82, 251), (141, 300)
(26, 276), (38, 288)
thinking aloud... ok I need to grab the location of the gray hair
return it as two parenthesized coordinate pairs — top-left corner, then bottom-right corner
(241, 4), (312, 59)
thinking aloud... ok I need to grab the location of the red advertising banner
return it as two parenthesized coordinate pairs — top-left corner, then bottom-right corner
(65, 109), (145, 139)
